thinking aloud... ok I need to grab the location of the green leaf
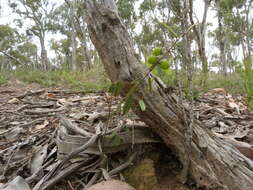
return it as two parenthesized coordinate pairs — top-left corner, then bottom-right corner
(108, 81), (122, 96)
(123, 95), (133, 114)
(148, 78), (153, 92)
(123, 126), (130, 132)
(138, 99), (146, 111)
(122, 81), (139, 115)
(108, 83), (115, 93)
(110, 132), (122, 146)
(160, 22), (178, 38)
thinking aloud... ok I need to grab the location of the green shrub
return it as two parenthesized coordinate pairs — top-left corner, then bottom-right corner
(239, 57), (253, 109)
(1, 65), (110, 91)
(0, 73), (7, 85)
(204, 72), (243, 94)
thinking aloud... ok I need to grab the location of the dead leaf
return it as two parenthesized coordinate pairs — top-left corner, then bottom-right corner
(30, 144), (48, 174)
(33, 120), (49, 131)
(7, 98), (20, 104)
(0, 176), (31, 190)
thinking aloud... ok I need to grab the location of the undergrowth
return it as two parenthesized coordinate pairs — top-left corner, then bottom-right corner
(0, 66), (110, 91)
(204, 72), (243, 94)
(0, 74), (7, 85)
(0, 67), (245, 96)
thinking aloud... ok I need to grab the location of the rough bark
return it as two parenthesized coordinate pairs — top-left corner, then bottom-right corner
(84, 1), (253, 190)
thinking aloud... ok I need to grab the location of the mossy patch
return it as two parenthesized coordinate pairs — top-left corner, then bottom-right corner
(123, 158), (157, 190)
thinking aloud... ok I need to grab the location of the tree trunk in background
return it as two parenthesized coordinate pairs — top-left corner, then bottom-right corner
(71, 0), (78, 71)
(170, 0), (192, 74)
(189, 0), (209, 87)
(82, 27), (92, 70)
(84, 1), (253, 190)
(244, 2), (252, 66)
(181, 0), (193, 87)
(40, 34), (48, 71)
(217, 3), (227, 76)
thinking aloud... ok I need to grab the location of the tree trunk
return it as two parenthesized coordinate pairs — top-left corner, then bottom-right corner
(82, 28), (92, 70)
(84, 1), (253, 190)
(217, 8), (227, 76)
(181, 0), (193, 87)
(189, 0), (209, 87)
(39, 35), (48, 71)
(71, 0), (78, 71)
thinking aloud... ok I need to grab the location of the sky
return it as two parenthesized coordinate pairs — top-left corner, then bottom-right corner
(0, 0), (219, 60)
(0, 0), (65, 58)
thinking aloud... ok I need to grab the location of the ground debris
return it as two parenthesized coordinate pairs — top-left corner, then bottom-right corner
(195, 88), (253, 160)
(0, 87), (158, 190)
(1, 87), (253, 189)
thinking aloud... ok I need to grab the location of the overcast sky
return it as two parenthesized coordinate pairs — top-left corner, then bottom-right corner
(0, 0), (219, 60)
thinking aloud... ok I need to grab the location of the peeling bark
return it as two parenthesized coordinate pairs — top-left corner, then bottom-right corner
(84, 1), (253, 189)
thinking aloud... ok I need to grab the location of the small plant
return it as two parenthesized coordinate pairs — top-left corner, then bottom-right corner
(0, 67), (110, 91)
(109, 131), (123, 146)
(147, 55), (158, 65)
(108, 46), (172, 115)
(147, 47), (171, 71)
(160, 59), (170, 70)
(152, 47), (162, 56)
(108, 24), (195, 115)
(0, 73), (7, 85)
(240, 57), (253, 110)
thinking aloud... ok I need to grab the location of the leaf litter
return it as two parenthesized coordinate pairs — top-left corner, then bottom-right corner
(0, 86), (253, 189)
(0, 87), (158, 190)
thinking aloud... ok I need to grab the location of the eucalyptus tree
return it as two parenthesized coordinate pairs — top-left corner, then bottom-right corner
(84, 1), (253, 189)
(9, 0), (57, 70)
(50, 0), (93, 70)
(213, 0), (253, 106)
(189, 0), (210, 87)
(0, 24), (37, 69)
(116, 0), (138, 40)
(0, 24), (21, 69)
(214, 0), (228, 75)
(213, 0), (250, 74)
(50, 38), (72, 69)
(63, 0), (78, 70)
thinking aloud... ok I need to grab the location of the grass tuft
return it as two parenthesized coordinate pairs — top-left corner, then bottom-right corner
(0, 65), (110, 91)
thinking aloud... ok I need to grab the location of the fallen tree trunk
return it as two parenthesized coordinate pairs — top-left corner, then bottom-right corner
(84, 1), (253, 189)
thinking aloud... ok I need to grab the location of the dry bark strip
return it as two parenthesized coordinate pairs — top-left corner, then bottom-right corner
(84, 1), (253, 189)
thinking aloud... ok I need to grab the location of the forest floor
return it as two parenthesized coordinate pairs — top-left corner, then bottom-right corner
(1, 80), (253, 190)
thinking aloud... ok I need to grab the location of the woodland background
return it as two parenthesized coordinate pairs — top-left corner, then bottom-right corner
(0, 0), (252, 106)
(1, 1), (253, 189)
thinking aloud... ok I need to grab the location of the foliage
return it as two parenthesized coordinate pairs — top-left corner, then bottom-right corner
(0, 74), (7, 85)
(0, 66), (110, 91)
(0, 25), (16, 49)
(109, 131), (123, 146)
(117, 0), (136, 20)
(0, 0), (252, 110)
(138, 99), (146, 111)
(239, 57), (253, 109)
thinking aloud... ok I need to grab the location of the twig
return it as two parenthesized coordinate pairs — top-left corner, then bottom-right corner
(18, 118), (45, 128)
(2, 146), (19, 177)
(26, 158), (55, 183)
(60, 116), (93, 137)
(84, 171), (101, 190)
(33, 160), (89, 190)
(108, 153), (136, 176)
(68, 180), (75, 190)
